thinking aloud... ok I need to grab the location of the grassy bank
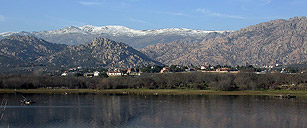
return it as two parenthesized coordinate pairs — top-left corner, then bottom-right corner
(0, 89), (306, 96)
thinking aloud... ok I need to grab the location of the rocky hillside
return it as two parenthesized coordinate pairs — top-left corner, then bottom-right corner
(0, 36), (162, 73)
(142, 17), (307, 66)
(0, 25), (229, 49)
(0, 35), (66, 68)
(286, 61), (307, 70)
(2, 17), (306, 69)
(41, 37), (162, 68)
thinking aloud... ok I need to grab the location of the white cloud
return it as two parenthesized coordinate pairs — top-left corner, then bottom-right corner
(157, 11), (187, 16)
(262, 0), (272, 5)
(79, 1), (103, 6)
(166, 12), (187, 16)
(251, 16), (289, 20)
(197, 9), (209, 14)
(197, 8), (245, 19)
(0, 15), (5, 22)
(239, 0), (273, 6)
(129, 18), (147, 24)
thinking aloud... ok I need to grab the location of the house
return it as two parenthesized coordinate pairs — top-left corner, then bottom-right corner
(127, 68), (137, 74)
(93, 71), (100, 76)
(185, 66), (196, 72)
(106, 71), (123, 76)
(69, 68), (77, 71)
(61, 72), (68, 76)
(127, 68), (141, 76)
(200, 66), (208, 70)
(84, 73), (94, 77)
(129, 72), (141, 76)
(216, 67), (230, 72)
(255, 71), (267, 74)
(160, 67), (169, 73)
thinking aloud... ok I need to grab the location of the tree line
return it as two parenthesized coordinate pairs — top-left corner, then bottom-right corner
(0, 72), (306, 91)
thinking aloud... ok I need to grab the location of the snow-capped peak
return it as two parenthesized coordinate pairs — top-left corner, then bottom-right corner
(36, 26), (83, 35)
(75, 25), (231, 37)
(77, 25), (147, 36)
(0, 32), (17, 37)
(0, 25), (232, 38)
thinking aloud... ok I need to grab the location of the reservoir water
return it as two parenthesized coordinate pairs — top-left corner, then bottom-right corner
(0, 94), (306, 128)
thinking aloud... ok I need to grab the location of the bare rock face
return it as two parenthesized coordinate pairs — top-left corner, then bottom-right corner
(0, 36), (162, 71)
(142, 17), (307, 66)
(43, 38), (162, 68)
(0, 35), (66, 67)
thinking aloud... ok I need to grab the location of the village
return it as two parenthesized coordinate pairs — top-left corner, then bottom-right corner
(60, 63), (302, 78)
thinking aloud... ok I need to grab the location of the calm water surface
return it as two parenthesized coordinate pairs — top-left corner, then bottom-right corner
(0, 94), (306, 128)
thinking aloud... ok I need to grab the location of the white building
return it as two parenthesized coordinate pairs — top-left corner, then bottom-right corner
(61, 72), (68, 76)
(93, 71), (100, 76)
(200, 66), (207, 70)
(106, 72), (123, 76)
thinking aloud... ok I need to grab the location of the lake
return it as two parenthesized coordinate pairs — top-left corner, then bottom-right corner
(0, 94), (306, 128)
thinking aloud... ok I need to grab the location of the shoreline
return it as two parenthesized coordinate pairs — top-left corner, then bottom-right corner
(0, 89), (306, 96)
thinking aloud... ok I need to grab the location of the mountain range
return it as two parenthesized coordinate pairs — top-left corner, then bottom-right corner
(39, 37), (162, 68)
(141, 16), (307, 66)
(0, 16), (307, 74)
(0, 35), (66, 68)
(0, 25), (229, 49)
(0, 35), (161, 73)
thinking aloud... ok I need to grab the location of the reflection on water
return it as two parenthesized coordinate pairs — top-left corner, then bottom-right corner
(0, 94), (306, 128)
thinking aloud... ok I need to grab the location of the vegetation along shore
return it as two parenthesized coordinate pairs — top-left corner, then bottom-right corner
(0, 72), (306, 96)
(0, 89), (306, 97)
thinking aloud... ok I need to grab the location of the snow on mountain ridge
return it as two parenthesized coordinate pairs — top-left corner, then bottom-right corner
(0, 25), (231, 38)
(78, 25), (148, 36)
(76, 25), (232, 37)
(39, 26), (85, 35)
(0, 32), (16, 37)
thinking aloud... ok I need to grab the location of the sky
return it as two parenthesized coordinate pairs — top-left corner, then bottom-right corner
(0, 0), (306, 33)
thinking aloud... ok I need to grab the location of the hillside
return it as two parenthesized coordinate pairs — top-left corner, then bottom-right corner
(41, 37), (162, 68)
(1, 17), (307, 69)
(286, 61), (307, 70)
(0, 35), (66, 68)
(142, 17), (307, 66)
(0, 36), (162, 74)
(0, 25), (229, 49)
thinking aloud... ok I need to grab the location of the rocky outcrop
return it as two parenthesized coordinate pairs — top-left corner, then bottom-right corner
(38, 38), (163, 68)
(142, 17), (307, 66)
(0, 35), (66, 67)
(0, 36), (162, 71)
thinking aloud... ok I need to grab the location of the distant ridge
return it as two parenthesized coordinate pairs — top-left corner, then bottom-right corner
(1, 17), (306, 68)
(0, 25), (230, 49)
(141, 17), (307, 66)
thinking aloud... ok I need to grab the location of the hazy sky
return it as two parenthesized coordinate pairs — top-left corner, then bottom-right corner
(0, 0), (306, 32)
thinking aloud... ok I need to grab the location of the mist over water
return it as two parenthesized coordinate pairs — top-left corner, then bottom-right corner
(0, 94), (306, 128)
